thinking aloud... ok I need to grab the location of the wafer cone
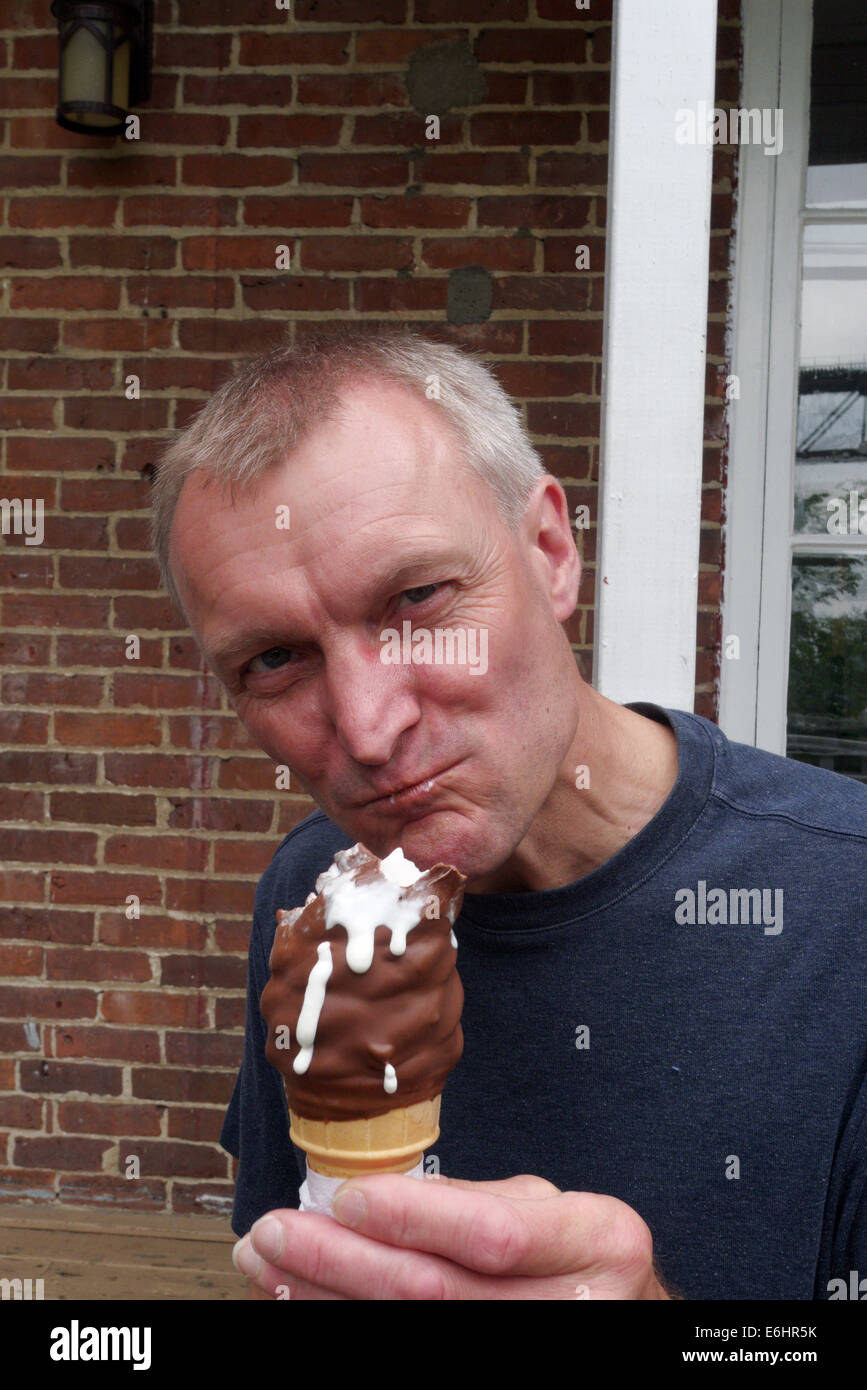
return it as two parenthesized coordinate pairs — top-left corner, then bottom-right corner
(289, 1095), (441, 1178)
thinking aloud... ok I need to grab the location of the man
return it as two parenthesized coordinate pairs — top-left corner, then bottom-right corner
(154, 325), (866, 1301)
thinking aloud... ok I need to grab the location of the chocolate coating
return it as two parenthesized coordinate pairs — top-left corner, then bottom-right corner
(261, 844), (466, 1122)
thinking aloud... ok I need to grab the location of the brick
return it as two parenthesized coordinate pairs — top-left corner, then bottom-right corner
(0, 1061), (15, 1090)
(353, 278), (444, 312)
(422, 236), (533, 271)
(63, 396), (169, 432)
(276, 799), (320, 834)
(7, 357), (114, 391)
(300, 236), (414, 272)
(0, 944), (42, 976)
(213, 1000), (244, 1034)
(164, 878), (257, 916)
(353, 113), (461, 145)
(112, 595), (186, 632)
(0, 988), (98, 1021)
(182, 154), (292, 188)
(532, 71), (610, 106)
(12, 34), (57, 68)
(67, 156), (176, 189)
(298, 153), (409, 187)
(9, 195), (117, 228)
(0, 718), (48, 748)
(153, 32), (232, 68)
(543, 235), (606, 273)
(216, 756), (278, 792)
(50, 793), (155, 830)
(68, 236), (178, 270)
(140, 112), (230, 145)
(241, 277), (350, 312)
(63, 318), (174, 352)
(184, 73), (292, 106)
(0, 870), (44, 905)
(0, 396), (55, 428)
(104, 753), (212, 791)
(47, 947), (151, 983)
(526, 400), (600, 436)
(477, 195), (594, 229)
(131, 1068), (236, 1105)
(528, 319), (604, 355)
(50, 870), (160, 908)
(0, 1023), (38, 1053)
(181, 235), (291, 272)
(496, 275), (590, 312)
(15, 1136), (111, 1170)
(167, 796), (273, 833)
(0, 1169), (55, 1201)
(101, 991), (209, 1028)
(10, 277), (120, 311)
(0, 633), (50, 664)
(58, 1101), (162, 1136)
(243, 195), (353, 228)
(297, 74), (407, 106)
(414, 0), (526, 17)
(0, 317), (57, 351)
(354, 30), (465, 62)
(477, 27), (583, 62)
(3, 673), (103, 707)
(57, 556), (159, 592)
(119, 1139), (227, 1179)
(55, 1026), (160, 1064)
(213, 840), (278, 876)
(171, 1182), (234, 1216)
(536, 151), (608, 186)
(165, 1032), (243, 1068)
(0, 156), (60, 188)
(0, 1096), (43, 1128)
(55, 713), (162, 748)
(494, 360), (594, 396)
(0, 235), (60, 268)
(0, 751), (95, 785)
(125, 275), (235, 309)
(0, 553), (52, 588)
(9, 116), (108, 150)
(236, 114), (342, 147)
(167, 1107), (225, 1143)
(0, 828), (97, 864)
(98, 914), (207, 952)
(414, 151), (528, 185)
(123, 194), (237, 228)
(238, 32), (351, 66)
(104, 836), (210, 873)
(360, 194), (470, 229)
(160, 955), (246, 990)
(176, 318), (289, 355)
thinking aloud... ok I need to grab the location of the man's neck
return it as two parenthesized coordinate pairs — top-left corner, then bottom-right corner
(468, 692), (680, 894)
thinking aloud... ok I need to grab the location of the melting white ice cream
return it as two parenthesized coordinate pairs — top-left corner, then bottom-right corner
(292, 940), (333, 1074)
(383, 1063), (397, 1093)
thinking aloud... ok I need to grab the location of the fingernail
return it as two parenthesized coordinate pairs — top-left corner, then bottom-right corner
(332, 1186), (366, 1227)
(232, 1236), (261, 1278)
(250, 1215), (284, 1262)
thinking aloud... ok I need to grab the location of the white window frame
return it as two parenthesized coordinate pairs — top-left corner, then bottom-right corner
(719, 0), (867, 750)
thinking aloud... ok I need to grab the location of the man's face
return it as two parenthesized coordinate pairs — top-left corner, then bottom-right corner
(169, 378), (581, 882)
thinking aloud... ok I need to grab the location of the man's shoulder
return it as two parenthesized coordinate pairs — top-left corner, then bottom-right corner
(253, 809), (354, 941)
(670, 706), (867, 843)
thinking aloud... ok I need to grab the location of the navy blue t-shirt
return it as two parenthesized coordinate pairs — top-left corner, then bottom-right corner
(221, 702), (867, 1300)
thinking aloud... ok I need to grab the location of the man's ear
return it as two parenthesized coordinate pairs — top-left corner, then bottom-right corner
(521, 477), (582, 622)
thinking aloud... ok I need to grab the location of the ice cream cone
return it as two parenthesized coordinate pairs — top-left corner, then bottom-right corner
(289, 1095), (441, 1178)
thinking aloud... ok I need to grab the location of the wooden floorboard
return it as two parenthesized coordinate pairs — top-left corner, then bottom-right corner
(0, 1202), (248, 1301)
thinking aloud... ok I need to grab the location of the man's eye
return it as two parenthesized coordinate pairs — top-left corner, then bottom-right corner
(399, 583), (440, 606)
(247, 646), (295, 674)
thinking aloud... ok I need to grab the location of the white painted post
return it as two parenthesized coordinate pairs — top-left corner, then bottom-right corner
(593, 0), (719, 710)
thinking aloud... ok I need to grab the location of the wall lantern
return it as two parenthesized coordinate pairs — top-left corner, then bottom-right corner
(51, 1), (152, 136)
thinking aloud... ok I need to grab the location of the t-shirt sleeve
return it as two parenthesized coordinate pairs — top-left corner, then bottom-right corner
(819, 1074), (867, 1297)
(220, 865), (304, 1238)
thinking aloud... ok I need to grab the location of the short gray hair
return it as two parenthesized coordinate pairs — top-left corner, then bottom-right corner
(150, 324), (546, 611)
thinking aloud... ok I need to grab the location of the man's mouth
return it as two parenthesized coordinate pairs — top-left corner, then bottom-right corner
(359, 762), (459, 809)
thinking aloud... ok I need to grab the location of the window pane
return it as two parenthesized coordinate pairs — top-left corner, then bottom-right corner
(806, 0), (867, 208)
(794, 223), (867, 534)
(787, 554), (867, 780)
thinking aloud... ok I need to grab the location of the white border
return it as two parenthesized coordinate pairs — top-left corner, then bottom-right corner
(593, 0), (718, 709)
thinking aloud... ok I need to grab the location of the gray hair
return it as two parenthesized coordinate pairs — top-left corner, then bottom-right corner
(150, 324), (546, 612)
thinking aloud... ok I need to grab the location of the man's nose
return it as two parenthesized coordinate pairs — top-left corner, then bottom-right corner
(322, 637), (420, 765)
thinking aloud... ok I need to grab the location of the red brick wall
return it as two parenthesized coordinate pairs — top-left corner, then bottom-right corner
(0, 0), (739, 1215)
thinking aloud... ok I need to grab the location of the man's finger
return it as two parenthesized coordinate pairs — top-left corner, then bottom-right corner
(428, 1173), (561, 1201)
(329, 1174), (620, 1278)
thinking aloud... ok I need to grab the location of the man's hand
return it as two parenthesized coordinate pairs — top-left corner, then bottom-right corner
(232, 1173), (673, 1300)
